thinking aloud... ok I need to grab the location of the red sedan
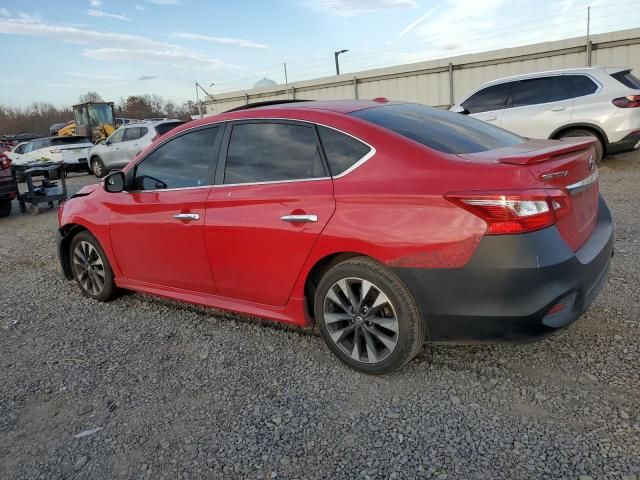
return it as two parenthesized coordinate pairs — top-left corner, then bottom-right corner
(57, 100), (613, 374)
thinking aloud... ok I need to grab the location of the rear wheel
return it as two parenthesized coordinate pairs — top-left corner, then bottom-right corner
(557, 128), (604, 164)
(70, 231), (117, 301)
(314, 257), (424, 374)
(91, 156), (107, 178)
(0, 198), (11, 217)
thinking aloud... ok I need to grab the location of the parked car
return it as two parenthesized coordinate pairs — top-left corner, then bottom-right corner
(57, 100), (613, 374)
(49, 122), (70, 136)
(88, 119), (185, 177)
(450, 67), (640, 162)
(0, 151), (17, 217)
(10, 136), (94, 182)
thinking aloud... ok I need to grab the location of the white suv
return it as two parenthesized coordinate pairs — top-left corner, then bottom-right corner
(451, 67), (640, 162)
(88, 119), (184, 177)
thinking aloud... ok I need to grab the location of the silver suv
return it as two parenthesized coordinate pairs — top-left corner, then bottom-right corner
(450, 67), (640, 162)
(88, 119), (184, 177)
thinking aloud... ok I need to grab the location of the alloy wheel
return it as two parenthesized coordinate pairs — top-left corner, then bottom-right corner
(323, 277), (399, 364)
(92, 159), (103, 177)
(72, 240), (106, 296)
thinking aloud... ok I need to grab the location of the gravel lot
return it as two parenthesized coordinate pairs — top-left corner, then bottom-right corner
(1, 153), (639, 480)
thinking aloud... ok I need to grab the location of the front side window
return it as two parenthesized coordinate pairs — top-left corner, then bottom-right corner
(224, 123), (325, 184)
(14, 144), (25, 154)
(317, 126), (371, 176)
(133, 127), (221, 190)
(107, 129), (125, 145)
(461, 83), (511, 114)
(351, 103), (523, 154)
(22, 142), (35, 154)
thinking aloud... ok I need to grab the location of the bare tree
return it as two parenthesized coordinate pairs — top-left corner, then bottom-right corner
(78, 91), (103, 104)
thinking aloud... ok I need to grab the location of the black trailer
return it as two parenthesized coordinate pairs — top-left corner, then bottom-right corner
(13, 163), (67, 215)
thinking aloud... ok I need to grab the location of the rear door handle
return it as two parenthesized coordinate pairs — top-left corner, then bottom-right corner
(551, 106), (566, 112)
(484, 116), (497, 122)
(280, 214), (318, 223)
(174, 213), (200, 221)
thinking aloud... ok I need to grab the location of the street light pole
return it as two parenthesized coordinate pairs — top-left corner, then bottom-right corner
(334, 49), (349, 76)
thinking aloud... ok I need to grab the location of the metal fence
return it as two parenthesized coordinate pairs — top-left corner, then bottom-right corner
(204, 27), (640, 114)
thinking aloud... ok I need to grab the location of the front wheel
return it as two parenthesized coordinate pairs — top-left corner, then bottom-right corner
(314, 257), (424, 374)
(70, 231), (118, 301)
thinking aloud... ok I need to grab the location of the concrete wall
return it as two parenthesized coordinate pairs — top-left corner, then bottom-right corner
(204, 28), (640, 115)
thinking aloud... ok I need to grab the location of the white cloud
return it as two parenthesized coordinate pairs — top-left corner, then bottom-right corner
(65, 71), (125, 81)
(0, 7), (10, 17)
(170, 31), (269, 48)
(83, 47), (229, 70)
(398, 6), (439, 37)
(87, 9), (131, 21)
(146, 0), (182, 5)
(135, 4), (146, 10)
(313, 0), (415, 16)
(89, 0), (102, 6)
(0, 17), (179, 50)
(16, 11), (41, 23)
(138, 75), (157, 80)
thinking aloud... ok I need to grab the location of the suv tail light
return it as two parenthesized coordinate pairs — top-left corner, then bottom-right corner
(445, 189), (571, 234)
(0, 153), (10, 170)
(612, 95), (640, 108)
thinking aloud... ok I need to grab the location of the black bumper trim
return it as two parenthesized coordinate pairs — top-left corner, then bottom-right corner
(393, 195), (614, 343)
(607, 131), (640, 155)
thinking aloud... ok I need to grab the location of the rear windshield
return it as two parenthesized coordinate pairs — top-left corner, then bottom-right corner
(155, 121), (185, 136)
(611, 70), (640, 89)
(49, 137), (91, 146)
(350, 103), (524, 154)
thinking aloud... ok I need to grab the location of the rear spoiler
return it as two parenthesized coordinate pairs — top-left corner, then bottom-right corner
(498, 138), (596, 165)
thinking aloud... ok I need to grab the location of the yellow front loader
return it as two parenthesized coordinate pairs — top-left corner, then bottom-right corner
(58, 102), (116, 143)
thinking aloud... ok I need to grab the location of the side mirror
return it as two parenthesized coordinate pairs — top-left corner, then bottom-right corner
(450, 105), (470, 115)
(104, 171), (125, 193)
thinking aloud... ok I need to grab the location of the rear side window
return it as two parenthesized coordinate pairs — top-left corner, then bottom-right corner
(509, 76), (570, 107)
(123, 127), (148, 141)
(133, 127), (221, 190)
(461, 83), (510, 114)
(610, 70), (640, 89)
(566, 75), (598, 97)
(224, 123), (325, 184)
(317, 126), (371, 176)
(351, 103), (523, 154)
(155, 122), (185, 136)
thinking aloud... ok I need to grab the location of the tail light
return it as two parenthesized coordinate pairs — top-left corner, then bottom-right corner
(445, 189), (571, 234)
(612, 95), (640, 108)
(0, 153), (10, 170)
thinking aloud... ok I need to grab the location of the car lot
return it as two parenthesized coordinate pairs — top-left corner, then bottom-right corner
(0, 151), (639, 480)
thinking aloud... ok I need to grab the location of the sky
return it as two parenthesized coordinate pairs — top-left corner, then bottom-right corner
(0, 0), (639, 108)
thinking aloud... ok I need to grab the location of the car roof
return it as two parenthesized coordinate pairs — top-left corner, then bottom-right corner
(124, 119), (184, 127)
(482, 66), (629, 87)
(235, 99), (399, 114)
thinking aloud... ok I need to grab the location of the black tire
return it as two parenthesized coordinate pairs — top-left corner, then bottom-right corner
(314, 257), (424, 374)
(69, 230), (118, 301)
(0, 198), (11, 217)
(557, 128), (604, 164)
(91, 156), (107, 178)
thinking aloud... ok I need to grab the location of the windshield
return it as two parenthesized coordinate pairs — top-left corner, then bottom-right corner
(350, 103), (524, 154)
(74, 107), (88, 126)
(88, 104), (114, 125)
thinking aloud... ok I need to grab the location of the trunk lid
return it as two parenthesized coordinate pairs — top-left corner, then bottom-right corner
(459, 138), (600, 251)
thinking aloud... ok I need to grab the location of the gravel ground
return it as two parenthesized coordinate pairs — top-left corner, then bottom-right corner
(0, 156), (639, 480)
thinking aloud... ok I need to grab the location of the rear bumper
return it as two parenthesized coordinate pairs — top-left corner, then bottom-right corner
(607, 131), (640, 155)
(393, 195), (614, 342)
(63, 158), (89, 171)
(0, 175), (18, 198)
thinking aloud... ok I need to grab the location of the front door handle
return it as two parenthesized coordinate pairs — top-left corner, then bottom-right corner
(174, 213), (200, 221)
(484, 116), (497, 122)
(551, 106), (566, 112)
(280, 214), (318, 223)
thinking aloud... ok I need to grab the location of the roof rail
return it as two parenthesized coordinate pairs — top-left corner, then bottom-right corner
(224, 99), (311, 113)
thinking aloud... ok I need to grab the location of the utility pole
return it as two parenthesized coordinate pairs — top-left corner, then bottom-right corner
(284, 62), (289, 99)
(334, 49), (348, 76)
(586, 6), (592, 66)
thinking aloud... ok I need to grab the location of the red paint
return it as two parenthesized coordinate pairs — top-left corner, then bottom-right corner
(59, 101), (600, 327)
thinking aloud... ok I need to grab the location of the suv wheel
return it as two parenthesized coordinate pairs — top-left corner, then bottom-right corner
(91, 157), (107, 178)
(0, 198), (11, 217)
(70, 231), (118, 301)
(558, 129), (604, 163)
(314, 257), (424, 374)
